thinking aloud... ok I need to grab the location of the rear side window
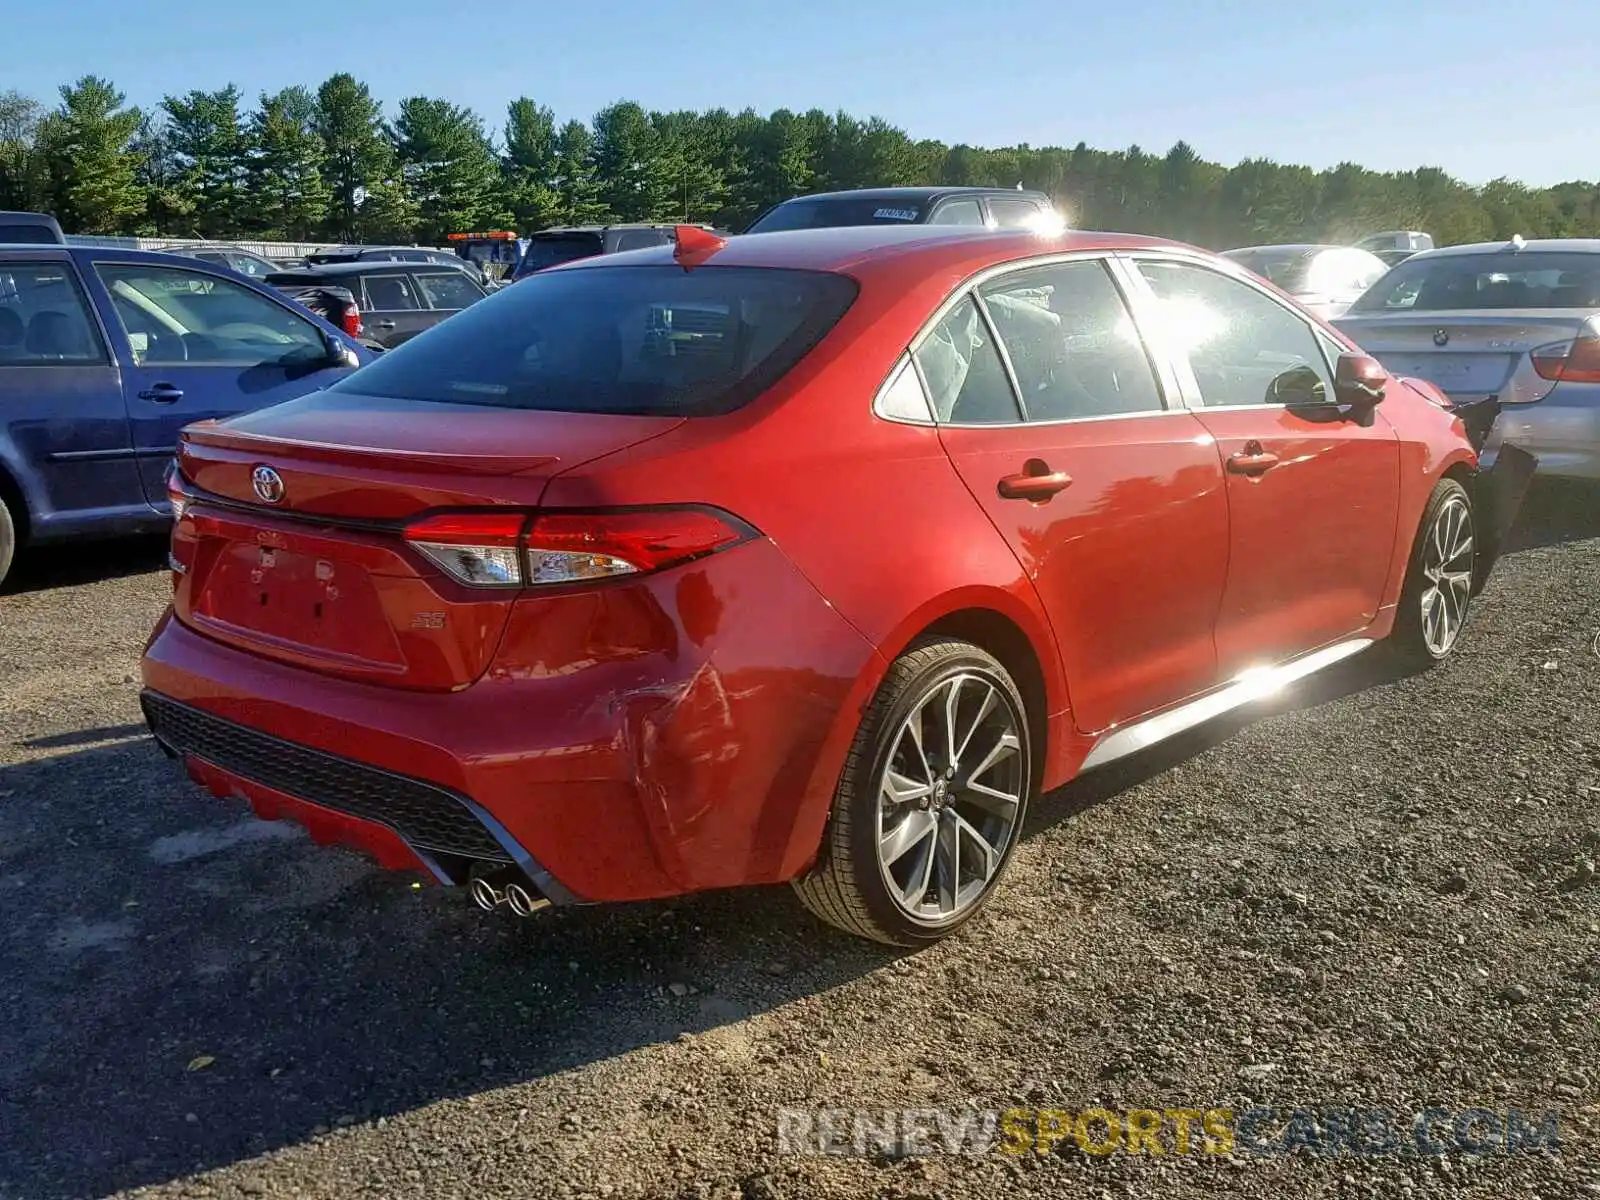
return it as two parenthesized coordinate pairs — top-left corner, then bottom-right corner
(929, 199), (985, 226)
(979, 260), (1165, 420)
(414, 271), (482, 310)
(0, 262), (105, 364)
(912, 296), (1021, 424)
(332, 265), (858, 417)
(362, 274), (421, 310)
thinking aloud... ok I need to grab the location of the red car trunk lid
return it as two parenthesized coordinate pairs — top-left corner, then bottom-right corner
(171, 391), (683, 691)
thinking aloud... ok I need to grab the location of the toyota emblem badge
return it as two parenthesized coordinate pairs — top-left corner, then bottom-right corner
(251, 465), (285, 505)
(1432, 329), (1450, 347)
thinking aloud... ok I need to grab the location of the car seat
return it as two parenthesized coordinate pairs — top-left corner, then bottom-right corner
(24, 310), (92, 359)
(0, 308), (24, 356)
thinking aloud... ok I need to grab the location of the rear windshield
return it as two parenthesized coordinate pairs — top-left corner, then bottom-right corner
(331, 265), (859, 416)
(1348, 251), (1600, 312)
(518, 234), (604, 273)
(0, 224), (61, 245)
(745, 197), (927, 233)
(1225, 249), (1316, 290)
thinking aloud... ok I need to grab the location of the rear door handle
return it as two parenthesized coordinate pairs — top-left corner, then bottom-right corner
(997, 460), (1073, 502)
(374, 320), (397, 329)
(137, 383), (183, 404)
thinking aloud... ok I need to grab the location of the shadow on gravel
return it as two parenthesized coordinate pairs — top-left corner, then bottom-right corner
(1501, 477), (1600, 552)
(0, 737), (899, 1200)
(1, 534), (168, 595)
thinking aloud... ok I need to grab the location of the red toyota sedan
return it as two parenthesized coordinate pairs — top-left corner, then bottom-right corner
(142, 224), (1497, 946)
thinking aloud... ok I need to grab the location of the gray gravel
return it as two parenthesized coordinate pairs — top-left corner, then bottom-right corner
(2, 483), (1599, 1200)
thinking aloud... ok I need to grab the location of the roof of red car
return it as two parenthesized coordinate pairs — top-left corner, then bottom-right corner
(562, 225), (1194, 280)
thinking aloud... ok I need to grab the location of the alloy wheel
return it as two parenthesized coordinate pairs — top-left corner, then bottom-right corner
(1420, 493), (1474, 657)
(874, 672), (1025, 924)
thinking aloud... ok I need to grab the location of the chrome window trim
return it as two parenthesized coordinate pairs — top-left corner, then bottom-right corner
(879, 250), (1178, 430)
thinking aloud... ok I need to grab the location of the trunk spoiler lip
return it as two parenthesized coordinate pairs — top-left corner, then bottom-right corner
(180, 421), (565, 476)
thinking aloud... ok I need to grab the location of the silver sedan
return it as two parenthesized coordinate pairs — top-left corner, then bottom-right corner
(1336, 238), (1600, 481)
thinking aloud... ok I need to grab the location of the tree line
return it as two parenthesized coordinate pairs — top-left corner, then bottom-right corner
(2, 74), (1598, 250)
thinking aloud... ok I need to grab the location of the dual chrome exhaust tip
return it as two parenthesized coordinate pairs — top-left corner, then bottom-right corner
(469, 871), (550, 917)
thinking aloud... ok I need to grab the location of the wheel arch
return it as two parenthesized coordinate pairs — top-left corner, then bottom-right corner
(0, 454), (30, 545)
(781, 586), (1066, 883)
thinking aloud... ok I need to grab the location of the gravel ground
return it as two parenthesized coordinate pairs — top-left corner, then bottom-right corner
(2, 483), (1598, 1200)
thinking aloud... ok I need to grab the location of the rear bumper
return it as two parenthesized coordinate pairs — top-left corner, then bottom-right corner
(1484, 388), (1600, 480)
(139, 538), (880, 903)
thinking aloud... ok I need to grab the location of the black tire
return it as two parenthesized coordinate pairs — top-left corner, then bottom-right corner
(793, 638), (1033, 946)
(0, 496), (15, 590)
(1387, 477), (1475, 670)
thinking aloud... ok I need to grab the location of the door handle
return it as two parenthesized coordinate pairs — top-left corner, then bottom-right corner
(375, 320), (397, 329)
(137, 383), (184, 404)
(997, 460), (1073, 502)
(1227, 441), (1280, 475)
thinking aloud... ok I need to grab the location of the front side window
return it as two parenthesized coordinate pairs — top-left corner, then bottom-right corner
(979, 260), (1165, 421)
(911, 296), (1021, 424)
(1136, 259), (1332, 407)
(362, 274), (421, 311)
(331, 265), (858, 417)
(929, 199), (985, 226)
(414, 271), (483, 310)
(227, 253), (275, 279)
(95, 264), (324, 367)
(0, 262), (104, 364)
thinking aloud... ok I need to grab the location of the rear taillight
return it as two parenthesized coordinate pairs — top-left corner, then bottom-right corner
(404, 512), (527, 588)
(341, 303), (363, 339)
(1530, 332), (1600, 384)
(402, 507), (753, 589)
(166, 467), (190, 522)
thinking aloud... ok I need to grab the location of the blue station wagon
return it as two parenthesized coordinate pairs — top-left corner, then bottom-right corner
(0, 246), (370, 585)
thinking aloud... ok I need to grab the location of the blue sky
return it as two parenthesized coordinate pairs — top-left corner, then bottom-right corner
(11, 0), (1600, 187)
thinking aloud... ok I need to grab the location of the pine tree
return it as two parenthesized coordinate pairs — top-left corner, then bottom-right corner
(551, 119), (607, 225)
(0, 90), (46, 212)
(247, 87), (330, 238)
(162, 86), (248, 237)
(392, 96), (508, 243)
(314, 73), (392, 242)
(591, 101), (674, 221)
(39, 77), (145, 235)
(503, 98), (560, 230)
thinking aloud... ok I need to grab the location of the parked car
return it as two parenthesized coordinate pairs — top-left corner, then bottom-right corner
(0, 246), (369, 586)
(160, 244), (282, 281)
(1336, 237), (1600, 480)
(263, 261), (489, 348)
(0, 211), (65, 244)
(307, 244), (490, 286)
(268, 281), (378, 349)
(1356, 230), (1435, 267)
(742, 187), (1063, 235)
(1219, 244), (1392, 321)
(511, 224), (724, 280)
(141, 224), (1520, 947)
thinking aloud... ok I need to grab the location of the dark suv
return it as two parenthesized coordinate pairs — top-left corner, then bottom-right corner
(512, 225), (722, 280)
(743, 187), (1062, 234)
(264, 260), (489, 348)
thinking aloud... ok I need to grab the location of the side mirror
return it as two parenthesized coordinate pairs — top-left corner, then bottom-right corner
(1268, 363), (1328, 407)
(1333, 352), (1388, 407)
(323, 331), (360, 369)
